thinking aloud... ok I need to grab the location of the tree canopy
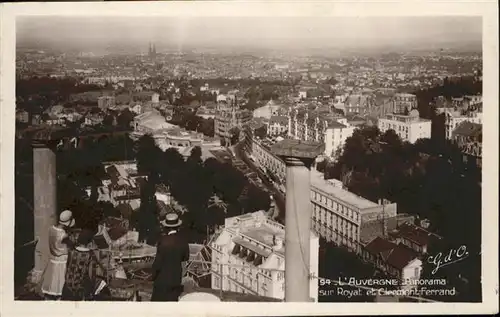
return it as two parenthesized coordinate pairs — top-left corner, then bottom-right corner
(327, 126), (481, 300)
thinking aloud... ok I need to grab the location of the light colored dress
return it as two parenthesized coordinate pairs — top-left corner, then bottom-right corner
(41, 226), (69, 296)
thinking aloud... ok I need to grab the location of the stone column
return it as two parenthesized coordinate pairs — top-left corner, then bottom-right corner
(272, 139), (324, 302)
(29, 142), (57, 284)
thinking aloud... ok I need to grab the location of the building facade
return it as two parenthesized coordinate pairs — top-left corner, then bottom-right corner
(443, 108), (483, 140)
(310, 170), (397, 253)
(98, 96), (116, 110)
(210, 211), (319, 301)
(378, 110), (431, 143)
(361, 237), (422, 289)
(214, 101), (252, 143)
(267, 115), (288, 137)
(251, 137), (287, 187)
(452, 121), (482, 167)
(288, 108), (355, 158)
(246, 137), (400, 255)
(392, 93), (417, 114)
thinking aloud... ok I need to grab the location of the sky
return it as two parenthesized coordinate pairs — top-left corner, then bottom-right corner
(17, 16), (482, 52)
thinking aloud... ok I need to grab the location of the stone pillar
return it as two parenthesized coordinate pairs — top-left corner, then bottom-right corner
(272, 139), (324, 302)
(29, 142), (57, 284)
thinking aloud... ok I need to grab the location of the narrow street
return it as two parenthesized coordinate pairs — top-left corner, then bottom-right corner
(233, 141), (286, 223)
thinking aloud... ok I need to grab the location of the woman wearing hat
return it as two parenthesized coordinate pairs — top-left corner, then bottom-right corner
(151, 213), (190, 301)
(61, 228), (110, 301)
(41, 210), (75, 299)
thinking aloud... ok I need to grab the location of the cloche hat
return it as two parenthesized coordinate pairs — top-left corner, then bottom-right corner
(59, 210), (75, 227)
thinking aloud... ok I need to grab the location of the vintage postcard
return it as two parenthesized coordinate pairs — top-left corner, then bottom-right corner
(0, 1), (498, 316)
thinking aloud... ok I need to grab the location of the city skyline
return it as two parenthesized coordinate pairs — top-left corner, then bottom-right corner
(17, 16), (482, 53)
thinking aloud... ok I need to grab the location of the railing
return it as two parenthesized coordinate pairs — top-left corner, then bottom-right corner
(105, 259), (441, 302)
(15, 239), (441, 302)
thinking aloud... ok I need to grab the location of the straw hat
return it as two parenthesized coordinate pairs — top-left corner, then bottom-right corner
(59, 210), (75, 227)
(160, 213), (182, 228)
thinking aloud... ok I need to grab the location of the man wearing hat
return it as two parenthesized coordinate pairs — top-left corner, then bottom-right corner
(150, 213), (190, 301)
(41, 210), (75, 299)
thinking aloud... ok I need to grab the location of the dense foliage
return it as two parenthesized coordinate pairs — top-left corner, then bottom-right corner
(325, 126), (481, 301)
(135, 134), (271, 243)
(16, 77), (103, 115)
(168, 108), (215, 137)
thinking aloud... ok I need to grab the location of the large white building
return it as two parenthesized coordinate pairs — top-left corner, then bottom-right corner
(288, 108), (356, 158)
(378, 110), (431, 143)
(247, 138), (402, 254)
(214, 101), (252, 144)
(310, 170), (398, 253)
(251, 137), (287, 186)
(210, 211), (319, 301)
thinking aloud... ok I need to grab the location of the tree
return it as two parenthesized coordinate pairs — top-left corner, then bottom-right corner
(254, 125), (267, 139)
(329, 125), (482, 301)
(316, 159), (328, 173)
(102, 114), (115, 126)
(186, 146), (203, 167)
(135, 179), (159, 244)
(198, 117), (215, 137)
(135, 134), (162, 182)
(161, 147), (186, 185)
(117, 108), (134, 130)
(241, 184), (271, 213)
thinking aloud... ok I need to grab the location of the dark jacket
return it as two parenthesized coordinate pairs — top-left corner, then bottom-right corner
(151, 231), (190, 287)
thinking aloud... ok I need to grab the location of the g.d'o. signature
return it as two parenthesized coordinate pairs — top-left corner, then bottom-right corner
(427, 245), (469, 275)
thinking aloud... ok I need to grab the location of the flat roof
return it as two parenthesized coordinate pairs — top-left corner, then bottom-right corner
(310, 170), (378, 210)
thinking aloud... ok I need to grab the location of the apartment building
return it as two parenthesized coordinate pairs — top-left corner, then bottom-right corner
(392, 93), (417, 114)
(442, 107), (483, 140)
(214, 101), (252, 143)
(210, 211), (319, 301)
(247, 138), (403, 254)
(251, 137), (287, 188)
(310, 170), (397, 253)
(361, 237), (422, 290)
(378, 110), (431, 143)
(267, 115), (288, 136)
(452, 121), (482, 167)
(288, 108), (355, 158)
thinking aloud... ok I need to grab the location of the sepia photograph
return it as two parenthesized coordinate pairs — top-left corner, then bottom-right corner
(1, 1), (498, 316)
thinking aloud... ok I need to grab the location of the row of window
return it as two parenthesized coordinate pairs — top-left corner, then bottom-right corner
(312, 215), (359, 242)
(313, 222), (358, 250)
(311, 191), (360, 222)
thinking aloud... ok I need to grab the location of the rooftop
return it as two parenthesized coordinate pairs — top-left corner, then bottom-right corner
(390, 223), (442, 246)
(364, 237), (419, 270)
(310, 170), (378, 210)
(242, 224), (285, 256)
(271, 139), (325, 159)
(453, 121), (482, 138)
